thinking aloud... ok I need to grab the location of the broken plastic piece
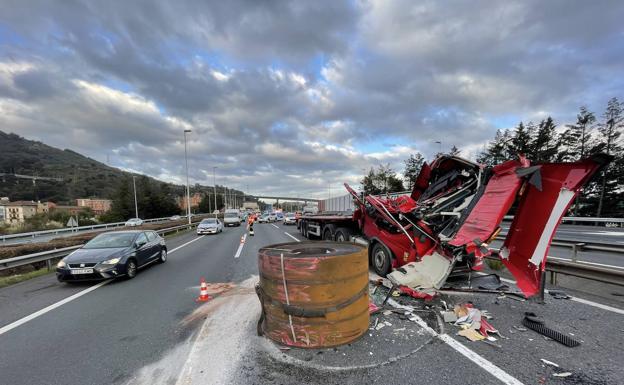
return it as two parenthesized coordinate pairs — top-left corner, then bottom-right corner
(522, 313), (581, 347)
(458, 328), (486, 341)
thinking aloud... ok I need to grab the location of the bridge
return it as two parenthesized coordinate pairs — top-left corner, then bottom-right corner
(254, 195), (321, 204)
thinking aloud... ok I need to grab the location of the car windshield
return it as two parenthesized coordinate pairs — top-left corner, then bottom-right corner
(225, 213), (238, 218)
(201, 219), (217, 224)
(83, 233), (136, 249)
(286, 213), (295, 218)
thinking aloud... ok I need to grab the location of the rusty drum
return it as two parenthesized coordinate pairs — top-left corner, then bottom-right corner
(256, 241), (369, 348)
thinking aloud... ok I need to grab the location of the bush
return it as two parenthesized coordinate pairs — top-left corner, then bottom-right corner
(486, 258), (505, 271)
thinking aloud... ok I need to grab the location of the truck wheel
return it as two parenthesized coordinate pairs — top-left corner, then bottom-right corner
(334, 227), (353, 242)
(371, 243), (392, 276)
(322, 225), (335, 241)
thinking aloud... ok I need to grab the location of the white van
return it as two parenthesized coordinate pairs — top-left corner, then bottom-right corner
(224, 209), (242, 227)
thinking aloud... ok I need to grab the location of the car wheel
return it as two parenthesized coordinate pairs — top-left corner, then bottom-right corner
(158, 248), (167, 263)
(371, 243), (392, 276)
(126, 259), (138, 279)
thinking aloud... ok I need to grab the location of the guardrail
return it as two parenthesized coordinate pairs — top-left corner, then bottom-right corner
(0, 215), (211, 244)
(0, 223), (199, 272)
(503, 215), (624, 225)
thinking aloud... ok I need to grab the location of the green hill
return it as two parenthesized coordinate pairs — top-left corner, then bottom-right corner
(0, 131), (186, 203)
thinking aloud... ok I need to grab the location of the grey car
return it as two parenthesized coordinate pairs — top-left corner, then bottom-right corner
(196, 218), (223, 235)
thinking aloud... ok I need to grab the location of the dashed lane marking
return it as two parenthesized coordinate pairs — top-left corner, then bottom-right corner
(284, 232), (301, 242)
(271, 224), (279, 228)
(234, 234), (247, 259)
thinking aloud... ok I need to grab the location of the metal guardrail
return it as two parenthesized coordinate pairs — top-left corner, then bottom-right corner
(0, 223), (199, 271)
(503, 215), (624, 225)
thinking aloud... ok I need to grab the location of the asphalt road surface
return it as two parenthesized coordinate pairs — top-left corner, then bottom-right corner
(0, 222), (623, 385)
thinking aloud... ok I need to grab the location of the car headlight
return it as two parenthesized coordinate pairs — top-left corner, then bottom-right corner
(101, 257), (121, 265)
(57, 260), (66, 268)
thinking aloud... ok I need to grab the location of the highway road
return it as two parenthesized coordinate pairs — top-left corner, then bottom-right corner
(0, 222), (623, 385)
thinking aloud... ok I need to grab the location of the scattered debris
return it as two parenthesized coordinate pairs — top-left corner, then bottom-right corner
(513, 326), (528, 332)
(553, 372), (573, 378)
(548, 290), (571, 300)
(541, 359), (560, 368)
(369, 302), (380, 314)
(441, 311), (457, 323)
(458, 328), (486, 341)
(522, 312), (581, 347)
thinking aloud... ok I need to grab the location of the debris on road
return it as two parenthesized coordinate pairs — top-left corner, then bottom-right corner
(522, 312), (581, 347)
(548, 290), (571, 300)
(553, 372), (573, 378)
(540, 359), (560, 368)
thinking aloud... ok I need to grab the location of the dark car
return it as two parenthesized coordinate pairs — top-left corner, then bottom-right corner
(56, 230), (167, 282)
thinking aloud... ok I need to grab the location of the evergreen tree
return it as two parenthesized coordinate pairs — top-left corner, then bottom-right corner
(403, 153), (425, 190)
(449, 145), (461, 156)
(510, 122), (532, 157)
(596, 98), (624, 217)
(558, 106), (597, 162)
(530, 117), (558, 162)
(361, 164), (404, 195)
(477, 129), (512, 166)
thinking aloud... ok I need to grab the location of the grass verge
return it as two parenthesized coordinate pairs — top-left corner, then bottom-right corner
(0, 268), (54, 289)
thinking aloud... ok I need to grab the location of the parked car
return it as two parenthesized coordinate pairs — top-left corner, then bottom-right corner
(125, 218), (144, 227)
(56, 230), (166, 282)
(224, 209), (242, 227)
(169, 215), (181, 221)
(283, 212), (296, 225)
(197, 218), (223, 235)
(258, 214), (270, 223)
(268, 212), (277, 222)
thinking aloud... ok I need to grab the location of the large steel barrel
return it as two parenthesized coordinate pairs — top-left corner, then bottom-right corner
(256, 241), (369, 348)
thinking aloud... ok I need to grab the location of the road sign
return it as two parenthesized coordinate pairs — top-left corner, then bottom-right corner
(66, 216), (78, 227)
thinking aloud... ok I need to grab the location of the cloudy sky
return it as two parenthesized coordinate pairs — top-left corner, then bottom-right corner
(1, 1), (622, 198)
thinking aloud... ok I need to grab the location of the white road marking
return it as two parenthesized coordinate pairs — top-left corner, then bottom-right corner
(0, 234), (207, 336)
(284, 232), (301, 242)
(234, 234), (247, 258)
(0, 280), (110, 336)
(476, 272), (624, 315)
(169, 235), (205, 254)
(409, 312), (524, 385)
(271, 224), (279, 228)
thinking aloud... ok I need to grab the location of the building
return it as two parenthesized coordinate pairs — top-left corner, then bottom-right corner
(177, 193), (202, 211)
(242, 201), (259, 211)
(76, 198), (112, 215)
(52, 205), (86, 216)
(4, 201), (38, 224)
(37, 201), (53, 214)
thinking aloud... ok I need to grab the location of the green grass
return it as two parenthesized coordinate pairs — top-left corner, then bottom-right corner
(486, 258), (505, 271)
(0, 268), (55, 289)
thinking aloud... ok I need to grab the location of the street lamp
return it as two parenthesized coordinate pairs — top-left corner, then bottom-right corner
(132, 175), (138, 219)
(213, 167), (217, 217)
(183, 129), (192, 225)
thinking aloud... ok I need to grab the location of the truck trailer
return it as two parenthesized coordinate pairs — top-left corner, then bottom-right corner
(297, 154), (610, 297)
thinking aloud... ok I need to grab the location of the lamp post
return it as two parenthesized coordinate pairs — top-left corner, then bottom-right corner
(183, 129), (192, 225)
(213, 167), (217, 217)
(132, 175), (138, 219)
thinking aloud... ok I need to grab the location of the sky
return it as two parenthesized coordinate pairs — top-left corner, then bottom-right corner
(0, 1), (623, 199)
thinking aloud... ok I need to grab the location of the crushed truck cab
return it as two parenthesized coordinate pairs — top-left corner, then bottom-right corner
(343, 154), (610, 297)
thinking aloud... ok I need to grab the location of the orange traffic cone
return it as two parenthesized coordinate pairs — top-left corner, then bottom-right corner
(196, 277), (212, 302)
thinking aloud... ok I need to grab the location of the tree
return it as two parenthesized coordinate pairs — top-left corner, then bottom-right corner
(361, 164), (404, 195)
(595, 98), (624, 217)
(558, 106), (597, 162)
(403, 153), (425, 190)
(510, 122), (533, 157)
(530, 117), (558, 162)
(449, 145), (461, 156)
(477, 129), (512, 166)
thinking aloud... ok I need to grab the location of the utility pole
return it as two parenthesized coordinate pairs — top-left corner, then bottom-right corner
(213, 167), (217, 217)
(184, 129), (192, 224)
(132, 175), (139, 219)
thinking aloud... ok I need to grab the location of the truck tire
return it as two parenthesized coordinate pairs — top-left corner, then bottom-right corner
(371, 242), (392, 276)
(322, 224), (335, 241)
(334, 227), (353, 242)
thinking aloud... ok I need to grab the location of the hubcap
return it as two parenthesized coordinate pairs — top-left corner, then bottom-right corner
(374, 250), (385, 268)
(161, 250), (167, 261)
(128, 262), (136, 277)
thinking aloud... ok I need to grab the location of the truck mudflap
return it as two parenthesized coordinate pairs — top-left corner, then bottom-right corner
(499, 154), (610, 296)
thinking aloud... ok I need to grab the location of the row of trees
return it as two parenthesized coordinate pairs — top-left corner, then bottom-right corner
(477, 97), (623, 217)
(360, 97), (622, 217)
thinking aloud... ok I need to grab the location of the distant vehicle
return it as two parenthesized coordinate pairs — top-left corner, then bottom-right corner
(125, 218), (144, 227)
(224, 209), (242, 227)
(258, 214), (270, 223)
(283, 212), (296, 225)
(268, 212), (277, 222)
(56, 230), (166, 282)
(276, 212), (284, 221)
(302, 205), (318, 215)
(197, 218), (223, 235)
(169, 215), (181, 221)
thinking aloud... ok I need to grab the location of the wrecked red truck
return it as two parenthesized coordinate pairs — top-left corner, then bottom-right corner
(297, 154), (610, 297)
